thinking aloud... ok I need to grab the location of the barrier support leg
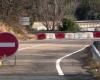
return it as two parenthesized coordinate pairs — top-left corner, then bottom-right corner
(14, 55), (16, 65)
(0, 59), (3, 66)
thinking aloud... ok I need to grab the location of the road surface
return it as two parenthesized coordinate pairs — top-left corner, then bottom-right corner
(0, 39), (94, 80)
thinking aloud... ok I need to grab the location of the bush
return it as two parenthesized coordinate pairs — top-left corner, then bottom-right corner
(59, 18), (80, 32)
(96, 13), (100, 20)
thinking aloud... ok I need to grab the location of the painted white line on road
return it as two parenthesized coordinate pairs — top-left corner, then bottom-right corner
(56, 45), (88, 75)
(18, 44), (43, 51)
(0, 42), (15, 47)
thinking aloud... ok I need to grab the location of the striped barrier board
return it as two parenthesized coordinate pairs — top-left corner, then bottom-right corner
(55, 33), (65, 39)
(46, 33), (55, 39)
(86, 32), (94, 38)
(65, 33), (75, 39)
(36, 32), (100, 40)
(93, 32), (100, 38)
(37, 33), (46, 40)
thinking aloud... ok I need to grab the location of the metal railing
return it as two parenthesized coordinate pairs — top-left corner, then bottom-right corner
(91, 41), (100, 62)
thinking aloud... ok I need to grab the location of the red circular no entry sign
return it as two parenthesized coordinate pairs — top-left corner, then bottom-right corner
(0, 33), (18, 58)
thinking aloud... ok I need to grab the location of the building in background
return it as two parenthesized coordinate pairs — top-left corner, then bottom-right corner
(32, 22), (47, 31)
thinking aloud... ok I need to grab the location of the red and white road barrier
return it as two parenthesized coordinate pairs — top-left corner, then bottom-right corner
(37, 33), (46, 40)
(37, 33), (65, 40)
(55, 33), (65, 39)
(65, 33), (74, 39)
(46, 33), (56, 39)
(93, 32), (100, 38)
(37, 32), (100, 40)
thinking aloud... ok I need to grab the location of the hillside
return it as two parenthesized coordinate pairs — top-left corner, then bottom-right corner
(0, 22), (35, 40)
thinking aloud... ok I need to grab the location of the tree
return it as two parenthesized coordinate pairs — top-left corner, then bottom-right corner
(29, 0), (78, 31)
(75, 0), (100, 20)
(14, 0), (79, 31)
(0, 0), (21, 23)
(38, 0), (67, 30)
(75, 0), (91, 20)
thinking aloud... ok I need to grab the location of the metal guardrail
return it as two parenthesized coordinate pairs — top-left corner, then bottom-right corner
(91, 41), (100, 62)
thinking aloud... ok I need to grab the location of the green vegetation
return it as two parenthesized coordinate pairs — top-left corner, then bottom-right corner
(59, 18), (79, 32)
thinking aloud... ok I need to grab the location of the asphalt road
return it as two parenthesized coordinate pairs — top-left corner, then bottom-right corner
(0, 39), (95, 80)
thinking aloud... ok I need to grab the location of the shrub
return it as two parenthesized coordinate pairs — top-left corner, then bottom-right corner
(59, 18), (80, 32)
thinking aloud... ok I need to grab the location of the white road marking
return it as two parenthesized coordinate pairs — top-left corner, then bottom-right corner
(18, 44), (43, 51)
(0, 42), (15, 47)
(56, 45), (88, 75)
